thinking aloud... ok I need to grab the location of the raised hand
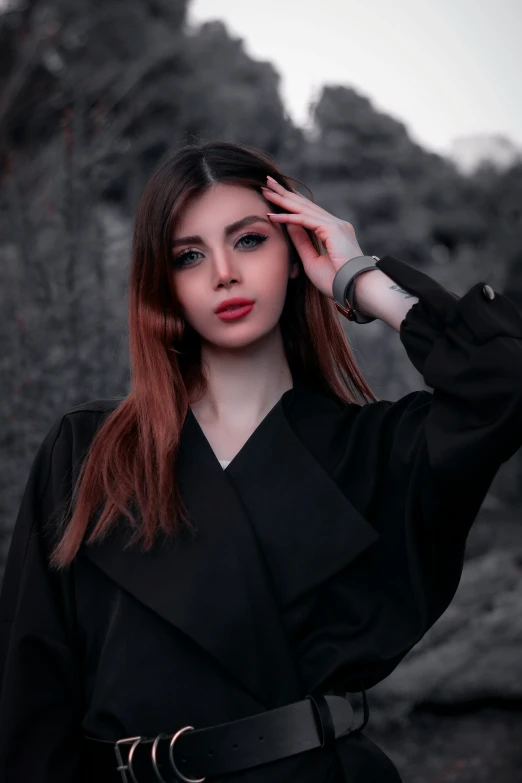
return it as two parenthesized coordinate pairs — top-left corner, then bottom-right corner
(261, 175), (366, 299)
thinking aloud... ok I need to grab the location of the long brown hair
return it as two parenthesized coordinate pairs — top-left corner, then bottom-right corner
(49, 140), (378, 570)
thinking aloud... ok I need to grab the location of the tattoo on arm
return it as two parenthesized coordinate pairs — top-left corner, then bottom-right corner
(389, 284), (416, 300)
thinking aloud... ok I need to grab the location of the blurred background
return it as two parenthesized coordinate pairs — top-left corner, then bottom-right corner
(1, 0), (521, 780)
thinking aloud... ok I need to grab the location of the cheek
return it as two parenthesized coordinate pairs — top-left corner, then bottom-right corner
(172, 277), (203, 325)
(258, 256), (292, 300)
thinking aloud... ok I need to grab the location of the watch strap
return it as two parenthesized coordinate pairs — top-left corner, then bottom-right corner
(332, 256), (380, 323)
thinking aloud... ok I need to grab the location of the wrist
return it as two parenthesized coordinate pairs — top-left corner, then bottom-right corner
(352, 269), (384, 317)
(354, 268), (420, 331)
(332, 255), (381, 323)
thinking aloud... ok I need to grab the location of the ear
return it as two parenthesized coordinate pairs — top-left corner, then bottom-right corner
(289, 259), (300, 279)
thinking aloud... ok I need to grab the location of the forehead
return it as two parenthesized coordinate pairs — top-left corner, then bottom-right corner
(176, 184), (264, 229)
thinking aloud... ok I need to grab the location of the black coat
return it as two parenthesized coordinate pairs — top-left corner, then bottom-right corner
(1, 255), (522, 783)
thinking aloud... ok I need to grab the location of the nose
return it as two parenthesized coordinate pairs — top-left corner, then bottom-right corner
(211, 253), (242, 290)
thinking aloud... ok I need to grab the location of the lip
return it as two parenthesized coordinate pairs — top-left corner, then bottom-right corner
(216, 303), (254, 321)
(214, 297), (255, 314)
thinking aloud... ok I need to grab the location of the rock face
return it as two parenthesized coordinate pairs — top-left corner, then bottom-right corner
(370, 708), (522, 783)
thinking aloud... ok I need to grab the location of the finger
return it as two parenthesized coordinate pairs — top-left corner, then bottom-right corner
(286, 224), (337, 294)
(265, 178), (309, 200)
(262, 183), (317, 208)
(267, 212), (335, 231)
(262, 186), (332, 219)
(261, 187), (306, 205)
(285, 223), (321, 267)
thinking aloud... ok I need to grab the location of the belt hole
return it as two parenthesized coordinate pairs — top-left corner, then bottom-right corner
(208, 750), (214, 756)
(259, 736), (264, 741)
(233, 744), (238, 749)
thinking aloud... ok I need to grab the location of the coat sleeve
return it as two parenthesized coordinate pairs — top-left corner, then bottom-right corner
(358, 255), (522, 618)
(0, 414), (86, 783)
(374, 255), (522, 487)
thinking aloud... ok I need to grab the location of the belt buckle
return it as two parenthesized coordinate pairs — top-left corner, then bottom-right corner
(168, 725), (206, 783)
(113, 726), (206, 783)
(114, 736), (142, 783)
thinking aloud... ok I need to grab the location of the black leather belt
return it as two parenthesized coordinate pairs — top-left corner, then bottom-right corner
(83, 689), (369, 782)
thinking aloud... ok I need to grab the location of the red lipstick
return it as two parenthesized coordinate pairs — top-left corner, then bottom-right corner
(215, 297), (255, 321)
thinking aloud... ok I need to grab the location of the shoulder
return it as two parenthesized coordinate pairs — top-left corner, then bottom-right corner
(3, 400), (122, 589)
(283, 383), (433, 474)
(285, 382), (432, 435)
(44, 397), (122, 447)
(63, 397), (122, 419)
(57, 397), (123, 460)
(29, 399), (122, 498)
(54, 398), (122, 440)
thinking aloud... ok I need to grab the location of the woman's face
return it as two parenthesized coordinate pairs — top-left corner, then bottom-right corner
(170, 184), (298, 349)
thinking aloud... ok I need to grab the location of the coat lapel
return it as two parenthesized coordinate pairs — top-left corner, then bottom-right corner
(225, 389), (380, 608)
(82, 386), (380, 707)
(82, 402), (301, 709)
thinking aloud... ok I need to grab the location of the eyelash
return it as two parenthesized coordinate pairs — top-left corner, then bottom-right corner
(173, 232), (269, 268)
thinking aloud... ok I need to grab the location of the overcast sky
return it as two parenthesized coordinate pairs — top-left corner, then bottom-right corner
(188, 0), (522, 156)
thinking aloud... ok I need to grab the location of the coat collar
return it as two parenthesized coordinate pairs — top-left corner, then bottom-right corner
(224, 388), (380, 607)
(82, 386), (379, 705)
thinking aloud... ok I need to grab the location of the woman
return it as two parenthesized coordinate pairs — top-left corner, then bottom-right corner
(1, 140), (521, 783)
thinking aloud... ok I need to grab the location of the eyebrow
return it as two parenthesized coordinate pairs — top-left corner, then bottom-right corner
(171, 214), (272, 247)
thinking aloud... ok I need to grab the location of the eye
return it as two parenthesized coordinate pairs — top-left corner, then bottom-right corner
(172, 232), (269, 268)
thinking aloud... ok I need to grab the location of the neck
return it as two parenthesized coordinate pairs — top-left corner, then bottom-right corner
(190, 325), (293, 426)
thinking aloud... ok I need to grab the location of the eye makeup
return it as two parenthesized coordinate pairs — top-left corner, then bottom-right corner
(172, 232), (269, 269)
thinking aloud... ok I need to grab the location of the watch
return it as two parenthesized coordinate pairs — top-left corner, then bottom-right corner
(332, 255), (380, 323)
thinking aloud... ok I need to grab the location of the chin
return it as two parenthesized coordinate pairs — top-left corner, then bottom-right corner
(203, 321), (279, 350)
